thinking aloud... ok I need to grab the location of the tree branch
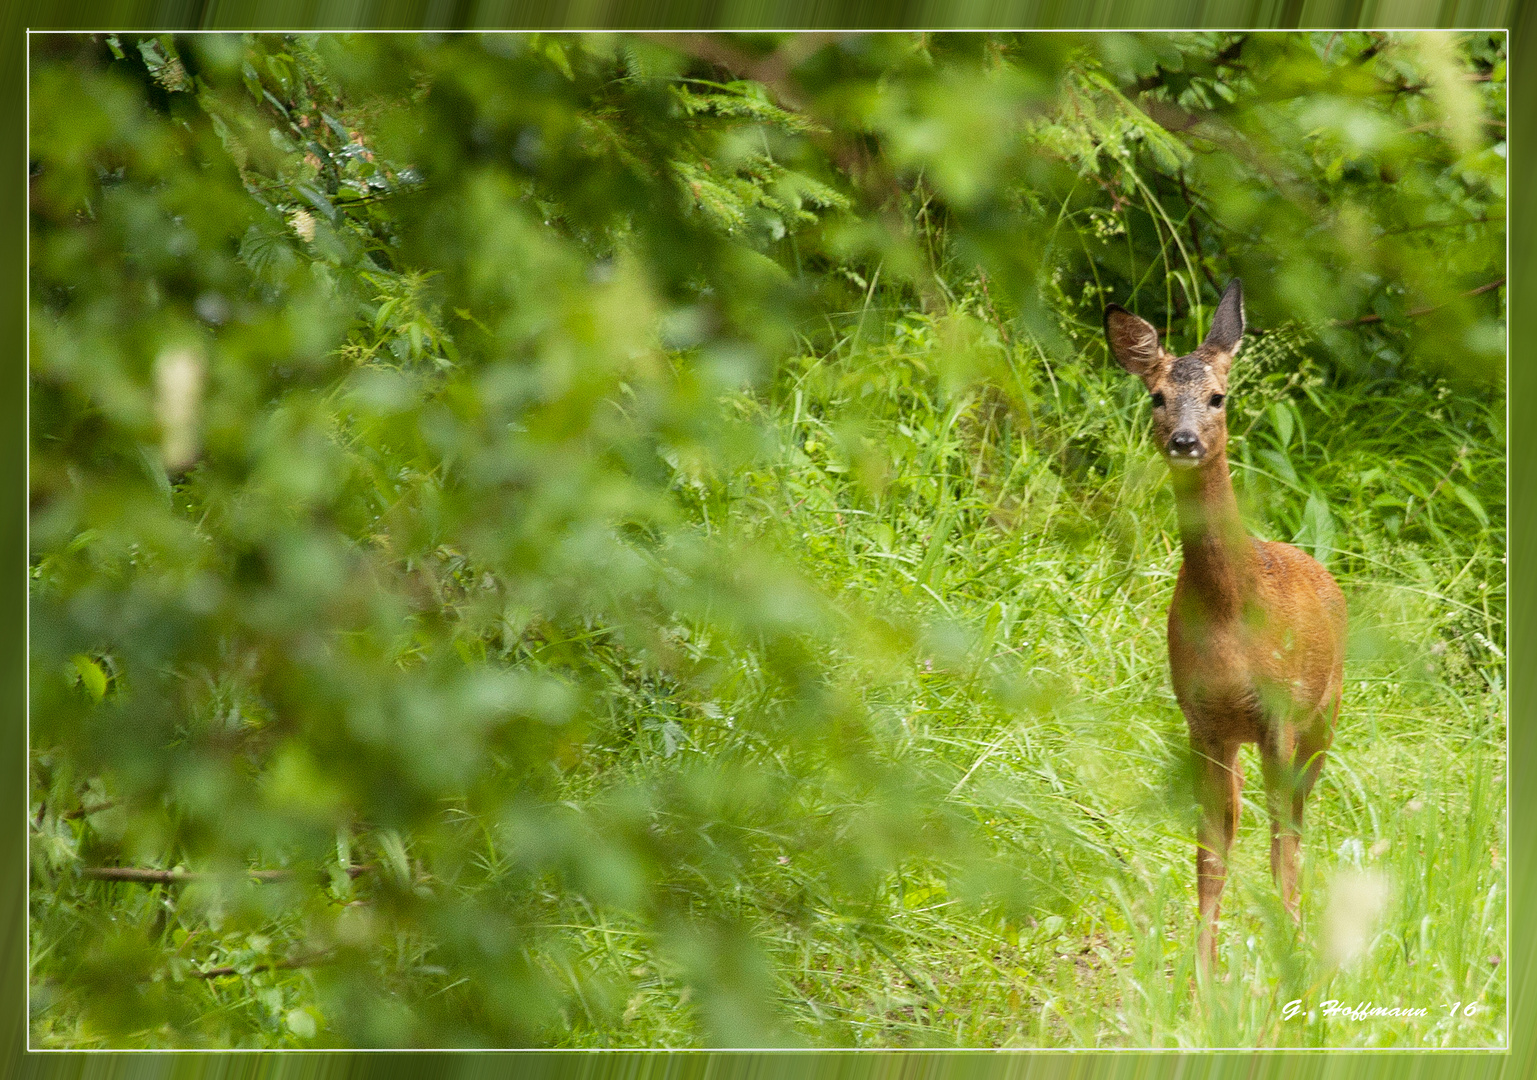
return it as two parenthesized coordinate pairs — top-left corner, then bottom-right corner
(82, 865), (373, 885)
(1330, 278), (1504, 328)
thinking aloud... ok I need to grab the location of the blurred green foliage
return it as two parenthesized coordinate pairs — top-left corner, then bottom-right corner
(29, 32), (1503, 1047)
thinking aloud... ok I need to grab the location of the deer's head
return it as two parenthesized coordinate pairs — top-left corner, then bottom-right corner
(1104, 280), (1245, 470)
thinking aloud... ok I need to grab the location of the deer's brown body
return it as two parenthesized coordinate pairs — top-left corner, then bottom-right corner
(1105, 281), (1345, 976)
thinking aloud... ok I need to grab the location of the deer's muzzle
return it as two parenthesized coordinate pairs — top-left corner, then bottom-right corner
(1167, 430), (1203, 466)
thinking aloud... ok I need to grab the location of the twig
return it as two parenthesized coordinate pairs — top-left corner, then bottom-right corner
(648, 32), (847, 111)
(1330, 278), (1504, 328)
(194, 951), (333, 980)
(1379, 216), (1503, 236)
(1354, 35), (1387, 66)
(82, 865), (373, 885)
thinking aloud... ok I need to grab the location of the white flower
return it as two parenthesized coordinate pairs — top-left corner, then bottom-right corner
(1323, 869), (1389, 969)
(288, 207), (316, 243)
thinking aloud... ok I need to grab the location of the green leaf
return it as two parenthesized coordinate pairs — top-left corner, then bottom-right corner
(373, 297), (400, 333)
(321, 112), (351, 141)
(1450, 483), (1490, 528)
(1294, 490), (1337, 565)
(1271, 401), (1294, 450)
(378, 830), (411, 885)
(71, 655), (107, 701)
(285, 1008), (317, 1039)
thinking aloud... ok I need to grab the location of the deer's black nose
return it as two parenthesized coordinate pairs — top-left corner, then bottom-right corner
(1168, 431), (1200, 455)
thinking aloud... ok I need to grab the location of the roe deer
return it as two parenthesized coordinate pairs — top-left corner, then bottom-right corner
(1103, 280), (1346, 977)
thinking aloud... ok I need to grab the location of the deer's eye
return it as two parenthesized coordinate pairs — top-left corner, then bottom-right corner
(1150, 392), (1166, 408)
(1209, 393), (1225, 408)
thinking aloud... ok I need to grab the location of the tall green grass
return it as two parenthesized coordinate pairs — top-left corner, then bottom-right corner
(626, 300), (1503, 1048)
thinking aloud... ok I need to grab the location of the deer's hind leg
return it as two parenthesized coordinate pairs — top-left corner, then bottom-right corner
(1194, 738), (1243, 975)
(1259, 723), (1298, 920)
(1261, 713), (1332, 923)
(1285, 704), (1335, 915)
(1291, 721), (1330, 835)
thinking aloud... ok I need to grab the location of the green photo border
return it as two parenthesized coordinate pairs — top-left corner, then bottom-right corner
(5, 3), (1524, 1077)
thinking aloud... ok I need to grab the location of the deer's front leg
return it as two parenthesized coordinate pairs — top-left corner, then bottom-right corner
(1194, 739), (1242, 978)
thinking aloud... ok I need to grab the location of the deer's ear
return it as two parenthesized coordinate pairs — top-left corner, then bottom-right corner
(1104, 304), (1163, 376)
(1201, 279), (1245, 359)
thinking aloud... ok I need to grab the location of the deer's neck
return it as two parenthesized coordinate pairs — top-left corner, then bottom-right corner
(1170, 456), (1251, 618)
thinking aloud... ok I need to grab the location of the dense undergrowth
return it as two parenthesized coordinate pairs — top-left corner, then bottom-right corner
(30, 32), (1503, 1048)
(715, 305), (1505, 1047)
